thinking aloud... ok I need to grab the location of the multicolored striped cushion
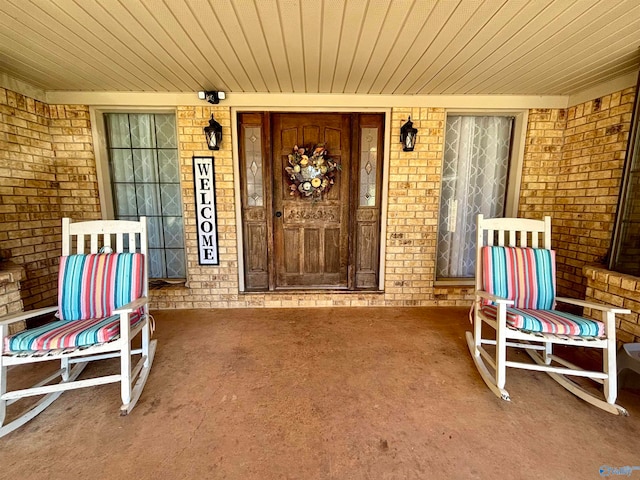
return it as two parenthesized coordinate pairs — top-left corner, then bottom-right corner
(4, 312), (143, 352)
(480, 305), (604, 337)
(481, 246), (556, 310)
(481, 246), (604, 336)
(57, 253), (144, 321)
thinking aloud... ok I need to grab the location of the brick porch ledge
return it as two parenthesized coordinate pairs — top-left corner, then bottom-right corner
(583, 265), (640, 345)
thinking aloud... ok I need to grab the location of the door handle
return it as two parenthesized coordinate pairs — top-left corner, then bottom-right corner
(275, 211), (282, 218)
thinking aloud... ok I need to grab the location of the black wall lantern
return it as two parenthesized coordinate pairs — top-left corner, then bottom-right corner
(204, 114), (223, 151)
(400, 116), (418, 152)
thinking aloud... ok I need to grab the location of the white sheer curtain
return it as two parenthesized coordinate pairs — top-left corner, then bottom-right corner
(437, 116), (513, 278)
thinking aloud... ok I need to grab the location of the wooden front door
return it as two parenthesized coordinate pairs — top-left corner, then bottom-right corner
(238, 112), (384, 292)
(272, 113), (351, 288)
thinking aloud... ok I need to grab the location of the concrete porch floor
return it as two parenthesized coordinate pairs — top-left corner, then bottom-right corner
(1, 307), (639, 479)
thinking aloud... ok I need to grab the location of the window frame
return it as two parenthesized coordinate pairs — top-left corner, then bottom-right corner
(434, 109), (528, 286)
(609, 72), (640, 275)
(90, 107), (187, 281)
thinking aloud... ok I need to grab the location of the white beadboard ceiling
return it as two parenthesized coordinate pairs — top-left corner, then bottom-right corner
(0, 0), (639, 96)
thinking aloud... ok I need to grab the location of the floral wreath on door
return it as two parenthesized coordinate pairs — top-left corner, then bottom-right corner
(284, 144), (340, 199)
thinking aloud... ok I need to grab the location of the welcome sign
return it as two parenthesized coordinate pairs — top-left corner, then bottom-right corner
(193, 156), (219, 265)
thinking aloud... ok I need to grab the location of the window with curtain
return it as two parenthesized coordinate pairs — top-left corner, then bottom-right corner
(105, 113), (185, 279)
(437, 115), (514, 279)
(610, 74), (640, 276)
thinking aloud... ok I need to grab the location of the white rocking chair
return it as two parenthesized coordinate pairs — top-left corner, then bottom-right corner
(0, 217), (157, 437)
(467, 215), (630, 415)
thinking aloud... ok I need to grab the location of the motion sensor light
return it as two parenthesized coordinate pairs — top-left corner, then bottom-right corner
(198, 91), (226, 104)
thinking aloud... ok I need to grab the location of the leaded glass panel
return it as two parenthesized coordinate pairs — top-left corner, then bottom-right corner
(244, 126), (263, 207)
(359, 127), (378, 206)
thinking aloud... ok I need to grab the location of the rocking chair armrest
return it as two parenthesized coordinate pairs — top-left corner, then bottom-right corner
(0, 306), (59, 326)
(113, 297), (149, 315)
(475, 290), (514, 305)
(555, 296), (631, 315)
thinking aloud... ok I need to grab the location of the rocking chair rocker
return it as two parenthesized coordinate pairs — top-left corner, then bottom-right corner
(467, 215), (629, 415)
(0, 217), (157, 437)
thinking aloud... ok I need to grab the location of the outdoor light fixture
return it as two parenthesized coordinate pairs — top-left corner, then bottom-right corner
(400, 116), (418, 152)
(204, 114), (223, 150)
(198, 90), (226, 104)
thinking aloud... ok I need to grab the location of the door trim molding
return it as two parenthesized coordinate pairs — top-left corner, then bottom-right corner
(232, 107), (391, 293)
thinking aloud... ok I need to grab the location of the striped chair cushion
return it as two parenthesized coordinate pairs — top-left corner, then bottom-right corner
(480, 305), (605, 337)
(481, 246), (604, 336)
(481, 246), (556, 310)
(4, 312), (143, 352)
(58, 253), (144, 321)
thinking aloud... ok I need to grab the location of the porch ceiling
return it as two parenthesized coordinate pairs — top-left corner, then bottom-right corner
(0, 0), (639, 96)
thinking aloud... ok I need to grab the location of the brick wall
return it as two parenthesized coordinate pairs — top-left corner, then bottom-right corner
(517, 88), (636, 299)
(0, 88), (100, 310)
(151, 106), (459, 308)
(50, 105), (101, 219)
(154, 106), (240, 308)
(0, 263), (26, 333)
(513, 87), (640, 343)
(1, 85), (637, 313)
(584, 266), (640, 347)
(384, 107), (446, 306)
(518, 108), (566, 218)
(556, 89), (636, 298)
(0, 88), (59, 309)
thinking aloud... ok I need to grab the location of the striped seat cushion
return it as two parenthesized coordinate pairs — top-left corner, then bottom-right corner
(481, 246), (556, 310)
(58, 253), (144, 321)
(480, 305), (604, 337)
(4, 312), (143, 352)
(481, 246), (604, 337)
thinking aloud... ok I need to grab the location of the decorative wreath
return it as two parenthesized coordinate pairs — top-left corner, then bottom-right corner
(284, 144), (340, 199)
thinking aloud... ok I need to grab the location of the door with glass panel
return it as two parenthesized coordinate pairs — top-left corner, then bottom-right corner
(105, 113), (186, 280)
(238, 112), (384, 291)
(436, 115), (514, 280)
